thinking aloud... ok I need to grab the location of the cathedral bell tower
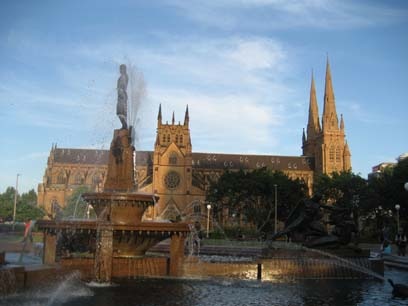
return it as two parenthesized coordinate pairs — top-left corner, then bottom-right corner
(152, 105), (193, 220)
(302, 58), (352, 174)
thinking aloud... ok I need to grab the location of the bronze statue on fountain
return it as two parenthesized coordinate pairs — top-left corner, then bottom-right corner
(271, 193), (358, 249)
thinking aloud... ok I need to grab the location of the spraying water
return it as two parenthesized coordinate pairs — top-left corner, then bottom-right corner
(269, 241), (385, 281)
(46, 271), (92, 306)
(126, 61), (147, 148)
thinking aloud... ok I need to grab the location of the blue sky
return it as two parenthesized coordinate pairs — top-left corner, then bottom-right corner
(0, 0), (407, 193)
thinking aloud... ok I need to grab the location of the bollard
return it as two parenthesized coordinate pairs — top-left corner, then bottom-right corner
(257, 263), (262, 280)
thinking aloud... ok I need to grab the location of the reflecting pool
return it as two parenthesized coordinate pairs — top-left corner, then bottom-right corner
(2, 268), (407, 306)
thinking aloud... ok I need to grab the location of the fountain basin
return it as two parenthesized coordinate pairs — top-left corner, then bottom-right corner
(82, 192), (159, 225)
(37, 220), (189, 257)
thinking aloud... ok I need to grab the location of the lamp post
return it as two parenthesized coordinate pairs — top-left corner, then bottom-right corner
(404, 182), (408, 192)
(12, 174), (21, 231)
(206, 204), (211, 238)
(274, 184), (278, 234)
(395, 204), (400, 232)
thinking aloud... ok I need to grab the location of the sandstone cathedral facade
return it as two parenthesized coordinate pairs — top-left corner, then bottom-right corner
(37, 60), (351, 222)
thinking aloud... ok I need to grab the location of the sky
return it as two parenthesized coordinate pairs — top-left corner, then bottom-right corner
(0, 0), (407, 193)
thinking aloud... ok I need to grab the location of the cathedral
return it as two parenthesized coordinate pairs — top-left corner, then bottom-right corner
(37, 59), (351, 221)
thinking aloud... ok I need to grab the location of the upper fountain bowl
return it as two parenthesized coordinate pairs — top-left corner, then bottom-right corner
(82, 192), (159, 225)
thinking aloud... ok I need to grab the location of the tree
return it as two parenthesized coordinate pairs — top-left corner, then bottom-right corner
(207, 168), (308, 235)
(0, 187), (44, 222)
(313, 171), (369, 208)
(20, 189), (38, 206)
(62, 186), (96, 219)
(366, 158), (408, 232)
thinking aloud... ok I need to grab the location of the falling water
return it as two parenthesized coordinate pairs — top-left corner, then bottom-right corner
(72, 193), (82, 219)
(187, 223), (201, 256)
(126, 61), (147, 148)
(0, 268), (16, 296)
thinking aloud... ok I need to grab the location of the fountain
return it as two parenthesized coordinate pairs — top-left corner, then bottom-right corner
(37, 64), (190, 283)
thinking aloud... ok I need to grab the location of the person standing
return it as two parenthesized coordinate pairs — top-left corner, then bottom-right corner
(395, 230), (407, 256)
(23, 219), (33, 243)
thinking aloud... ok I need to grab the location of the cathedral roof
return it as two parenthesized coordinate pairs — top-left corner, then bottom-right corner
(53, 148), (109, 165)
(52, 148), (314, 172)
(191, 152), (314, 172)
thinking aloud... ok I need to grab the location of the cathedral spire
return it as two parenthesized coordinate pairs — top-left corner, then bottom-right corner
(307, 71), (321, 139)
(172, 111), (175, 125)
(184, 105), (189, 126)
(302, 128), (306, 144)
(157, 104), (162, 124)
(322, 56), (339, 131)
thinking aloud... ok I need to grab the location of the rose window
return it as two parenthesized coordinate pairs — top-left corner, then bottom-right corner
(164, 171), (181, 189)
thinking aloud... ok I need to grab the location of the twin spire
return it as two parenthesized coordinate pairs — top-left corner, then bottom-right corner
(305, 57), (343, 141)
(157, 104), (189, 126)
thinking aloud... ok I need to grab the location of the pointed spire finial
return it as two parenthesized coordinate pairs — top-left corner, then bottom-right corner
(184, 104), (190, 126)
(302, 128), (306, 144)
(322, 55), (338, 131)
(306, 70), (320, 140)
(172, 111), (175, 125)
(157, 104), (162, 122)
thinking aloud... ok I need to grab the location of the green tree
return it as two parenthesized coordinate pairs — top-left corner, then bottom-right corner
(366, 158), (408, 232)
(62, 186), (96, 219)
(207, 168), (307, 234)
(313, 171), (369, 208)
(0, 187), (44, 221)
(20, 189), (38, 206)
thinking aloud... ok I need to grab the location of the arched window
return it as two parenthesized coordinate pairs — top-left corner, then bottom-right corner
(329, 146), (335, 162)
(57, 171), (66, 184)
(169, 152), (177, 165)
(162, 134), (166, 143)
(335, 146), (341, 163)
(175, 135), (179, 143)
(75, 172), (84, 185)
(193, 203), (201, 215)
(167, 134), (170, 142)
(92, 173), (101, 185)
(180, 134), (183, 144)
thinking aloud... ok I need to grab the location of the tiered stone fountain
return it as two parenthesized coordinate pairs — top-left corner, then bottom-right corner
(37, 64), (190, 282)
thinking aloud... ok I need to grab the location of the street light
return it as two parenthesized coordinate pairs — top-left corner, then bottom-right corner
(274, 184), (278, 234)
(404, 182), (408, 191)
(12, 174), (21, 230)
(206, 204), (211, 238)
(395, 204), (400, 232)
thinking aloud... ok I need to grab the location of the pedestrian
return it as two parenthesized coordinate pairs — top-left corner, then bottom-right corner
(395, 230), (407, 256)
(381, 240), (392, 255)
(22, 219), (33, 243)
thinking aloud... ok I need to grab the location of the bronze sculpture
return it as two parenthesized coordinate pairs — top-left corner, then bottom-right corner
(117, 64), (128, 129)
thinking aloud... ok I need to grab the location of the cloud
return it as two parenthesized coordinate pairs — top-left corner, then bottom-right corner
(1, 28), (306, 161)
(168, 0), (408, 30)
(227, 38), (286, 71)
(340, 100), (400, 126)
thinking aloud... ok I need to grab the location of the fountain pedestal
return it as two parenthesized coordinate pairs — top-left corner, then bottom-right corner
(104, 128), (134, 192)
(94, 223), (113, 283)
(43, 231), (57, 265)
(170, 235), (186, 276)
